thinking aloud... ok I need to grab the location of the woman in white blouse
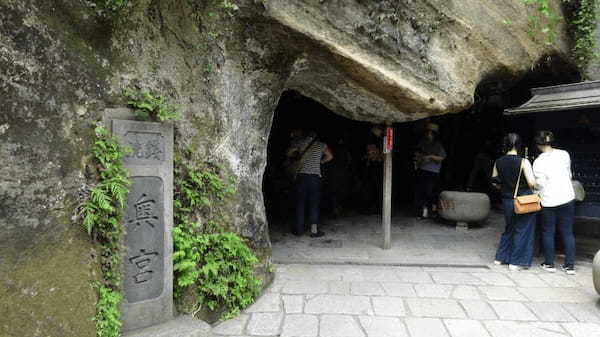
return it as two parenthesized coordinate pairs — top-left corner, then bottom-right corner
(532, 131), (576, 275)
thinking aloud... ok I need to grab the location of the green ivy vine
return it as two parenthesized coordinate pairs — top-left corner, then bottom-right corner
(518, 0), (599, 77)
(79, 125), (131, 337)
(172, 153), (261, 320)
(565, 0), (600, 76)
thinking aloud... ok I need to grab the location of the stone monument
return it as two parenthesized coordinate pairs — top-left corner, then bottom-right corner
(111, 119), (174, 332)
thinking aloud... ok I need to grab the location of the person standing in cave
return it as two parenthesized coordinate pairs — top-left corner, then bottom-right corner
(360, 143), (384, 214)
(286, 130), (334, 237)
(414, 122), (446, 219)
(533, 130), (577, 275)
(492, 133), (538, 271)
(466, 140), (495, 194)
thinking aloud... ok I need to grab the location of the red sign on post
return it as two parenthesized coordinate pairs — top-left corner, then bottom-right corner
(383, 126), (393, 153)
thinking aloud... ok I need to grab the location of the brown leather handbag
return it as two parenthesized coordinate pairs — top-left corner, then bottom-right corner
(513, 159), (541, 214)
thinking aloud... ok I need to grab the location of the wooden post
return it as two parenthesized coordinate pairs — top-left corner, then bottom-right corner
(382, 125), (393, 250)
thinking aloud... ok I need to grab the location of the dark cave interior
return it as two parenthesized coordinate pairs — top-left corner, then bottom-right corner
(263, 59), (600, 232)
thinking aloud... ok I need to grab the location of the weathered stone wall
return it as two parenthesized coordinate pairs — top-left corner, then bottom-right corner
(1, 2), (109, 336)
(0, 0), (575, 335)
(267, 0), (572, 122)
(0, 1), (293, 334)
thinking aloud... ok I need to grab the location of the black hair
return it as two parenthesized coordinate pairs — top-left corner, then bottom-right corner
(534, 130), (554, 146)
(502, 133), (522, 155)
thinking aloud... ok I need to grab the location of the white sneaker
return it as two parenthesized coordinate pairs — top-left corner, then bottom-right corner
(540, 263), (557, 273)
(508, 264), (522, 272)
(493, 260), (503, 265)
(561, 265), (576, 275)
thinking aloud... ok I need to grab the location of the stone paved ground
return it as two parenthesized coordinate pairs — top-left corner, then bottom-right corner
(271, 210), (600, 266)
(212, 211), (600, 337)
(212, 263), (600, 337)
(270, 210), (511, 266)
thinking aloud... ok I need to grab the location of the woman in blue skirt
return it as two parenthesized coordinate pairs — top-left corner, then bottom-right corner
(492, 133), (538, 271)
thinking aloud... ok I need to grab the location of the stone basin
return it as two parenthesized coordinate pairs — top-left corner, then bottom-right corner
(438, 191), (491, 229)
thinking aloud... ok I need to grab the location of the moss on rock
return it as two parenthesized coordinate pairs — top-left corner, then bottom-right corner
(0, 225), (99, 337)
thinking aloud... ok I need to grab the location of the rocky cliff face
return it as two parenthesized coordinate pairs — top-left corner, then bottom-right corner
(267, 0), (571, 122)
(0, 0), (573, 335)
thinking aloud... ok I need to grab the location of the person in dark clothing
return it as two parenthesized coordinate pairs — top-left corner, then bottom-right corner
(414, 122), (446, 219)
(286, 131), (334, 237)
(492, 133), (538, 271)
(323, 137), (355, 216)
(466, 140), (495, 193)
(360, 143), (384, 214)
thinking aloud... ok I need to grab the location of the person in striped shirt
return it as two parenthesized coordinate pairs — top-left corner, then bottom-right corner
(286, 130), (334, 237)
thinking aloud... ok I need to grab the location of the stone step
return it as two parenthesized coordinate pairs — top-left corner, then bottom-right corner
(123, 316), (211, 337)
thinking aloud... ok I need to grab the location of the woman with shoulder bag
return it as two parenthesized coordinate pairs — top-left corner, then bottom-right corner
(286, 130), (334, 237)
(533, 131), (577, 275)
(492, 133), (538, 271)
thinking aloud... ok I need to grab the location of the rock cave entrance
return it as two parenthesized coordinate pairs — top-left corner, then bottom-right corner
(263, 90), (383, 235)
(262, 89), (510, 238)
(263, 59), (590, 261)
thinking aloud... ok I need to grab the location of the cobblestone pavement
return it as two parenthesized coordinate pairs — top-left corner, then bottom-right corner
(212, 262), (600, 337)
(270, 211), (510, 266)
(212, 211), (600, 337)
(270, 210), (600, 267)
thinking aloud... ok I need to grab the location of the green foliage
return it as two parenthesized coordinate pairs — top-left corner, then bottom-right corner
(518, 0), (599, 76)
(124, 89), (179, 122)
(172, 155), (259, 319)
(222, 0), (240, 16)
(173, 223), (202, 297)
(565, 0), (599, 76)
(174, 160), (236, 229)
(172, 159), (236, 295)
(94, 285), (122, 337)
(79, 125), (130, 337)
(173, 158), (235, 298)
(522, 0), (561, 44)
(80, 127), (129, 236)
(196, 233), (260, 319)
(174, 232), (261, 319)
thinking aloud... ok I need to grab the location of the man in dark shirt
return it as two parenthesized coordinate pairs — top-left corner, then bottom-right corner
(414, 123), (446, 219)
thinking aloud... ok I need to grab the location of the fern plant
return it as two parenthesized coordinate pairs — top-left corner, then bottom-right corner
(124, 89), (179, 122)
(174, 159), (235, 230)
(173, 155), (260, 319)
(172, 222), (202, 298)
(79, 125), (130, 337)
(80, 127), (130, 236)
(195, 233), (261, 319)
(94, 285), (122, 337)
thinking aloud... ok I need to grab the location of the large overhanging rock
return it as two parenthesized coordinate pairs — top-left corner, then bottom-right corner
(0, 0), (579, 334)
(266, 0), (571, 122)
